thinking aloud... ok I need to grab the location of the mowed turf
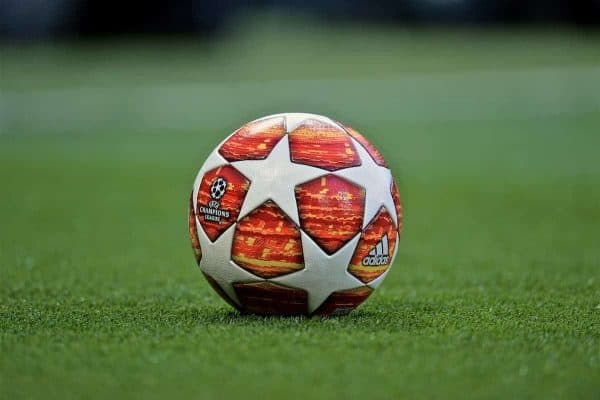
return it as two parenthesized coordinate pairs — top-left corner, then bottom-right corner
(1, 27), (600, 399)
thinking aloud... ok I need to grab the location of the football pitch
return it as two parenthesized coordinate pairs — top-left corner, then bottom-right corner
(1, 25), (599, 399)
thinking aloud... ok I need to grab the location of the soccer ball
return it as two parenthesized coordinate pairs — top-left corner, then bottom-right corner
(188, 113), (403, 316)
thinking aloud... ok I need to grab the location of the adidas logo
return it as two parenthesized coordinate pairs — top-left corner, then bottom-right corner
(362, 234), (390, 267)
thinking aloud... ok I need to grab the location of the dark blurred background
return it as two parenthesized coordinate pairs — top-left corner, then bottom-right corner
(1, 0), (599, 40)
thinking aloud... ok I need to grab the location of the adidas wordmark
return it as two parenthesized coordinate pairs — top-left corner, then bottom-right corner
(362, 235), (390, 266)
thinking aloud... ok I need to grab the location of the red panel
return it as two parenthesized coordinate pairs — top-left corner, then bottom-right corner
(196, 165), (250, 241)
(219, 116), (286, 161)
(188, 192), (202, 264)
(313, 286), (373, 316)
(391, 180), (403, 235)
(289, 119), (361, 171)
(295, 175), (365, 254)
(232, 201), (304, 278)
(341, 124), (388, 168)
(233, 282), (308, 316)
(348, 207), (397, 284)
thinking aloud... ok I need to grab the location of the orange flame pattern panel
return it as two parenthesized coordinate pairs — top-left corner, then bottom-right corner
(289, 119), (361, 171)
(233, 282), (308, 316)
(219, 116), (287, 161)
(341, 124), (388, 168)
(232, 201), (304, 278)
(313, 286), (373, 316)
(348, 207), (398, 284)
(391, 180), (403, 235)
(295, 175), (365, 254)
(197, 165), (250, 242)
(188, 192), (202, 264)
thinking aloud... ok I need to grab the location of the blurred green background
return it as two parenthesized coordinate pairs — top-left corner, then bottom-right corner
(1, 17), (600, 400)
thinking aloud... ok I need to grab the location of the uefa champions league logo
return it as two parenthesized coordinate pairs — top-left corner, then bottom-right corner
(200, 177), (231, 223)
(209, 177), (228, 208)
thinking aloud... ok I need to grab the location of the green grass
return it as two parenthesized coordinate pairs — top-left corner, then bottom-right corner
(1, 24), (600, 399)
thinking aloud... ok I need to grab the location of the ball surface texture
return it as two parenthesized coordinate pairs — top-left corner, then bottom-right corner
(189, 113), (403, 316)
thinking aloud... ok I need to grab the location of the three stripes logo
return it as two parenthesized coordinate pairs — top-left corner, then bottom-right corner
(362, 234), (390, 267)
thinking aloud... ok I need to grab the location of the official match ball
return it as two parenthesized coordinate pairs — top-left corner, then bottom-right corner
(188, 113), (403, 316)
